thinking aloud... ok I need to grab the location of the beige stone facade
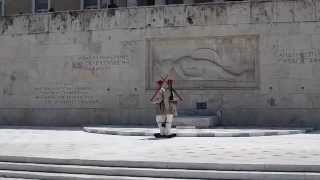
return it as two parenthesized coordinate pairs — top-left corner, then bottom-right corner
(0, 0), (318, 128)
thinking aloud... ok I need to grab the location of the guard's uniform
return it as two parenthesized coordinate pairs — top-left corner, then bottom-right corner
(151, 80), (180, 137)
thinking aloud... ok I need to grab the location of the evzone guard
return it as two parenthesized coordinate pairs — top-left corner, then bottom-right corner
(150, 71), (183, 138)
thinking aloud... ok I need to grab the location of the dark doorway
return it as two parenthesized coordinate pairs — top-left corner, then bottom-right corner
(194, 0), (213, 3)
(166, 0), (183, 4)
(137, 0), (155, 6)
(84, 0), (98, 9)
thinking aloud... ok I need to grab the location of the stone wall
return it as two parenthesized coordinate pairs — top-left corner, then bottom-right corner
(0, 0), (320, 128)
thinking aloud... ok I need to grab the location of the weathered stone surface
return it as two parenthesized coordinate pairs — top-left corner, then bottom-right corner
(164, 6), (185, 27)
(49, 12), (73, 33)
(0, 0), (319, 127)
(274, 0), (296, 22)
(146, 35), (259, 89)
(185, 5), (208, 26)
(214, 4), (227, 25)
(146, 6), (165, 27)
(128, 8), (146, 29)
(28, 14), (49, 34)
(226, 2), (250, 24)
(251, 1), (274, 23)
(294, 0), (315, 22)
(316, 0), (320, 21)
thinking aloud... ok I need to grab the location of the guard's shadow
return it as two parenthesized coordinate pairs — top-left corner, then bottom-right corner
(307, 130), (320, 134)
(140, 137), (169, 140)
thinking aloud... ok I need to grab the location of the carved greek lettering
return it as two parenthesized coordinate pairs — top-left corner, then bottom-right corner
(275, 48), (320, 64)
(72, 55), (130, 72)
(33, 85), (99, 105)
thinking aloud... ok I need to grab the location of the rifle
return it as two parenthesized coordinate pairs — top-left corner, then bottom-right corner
(172, 88), (183, 102)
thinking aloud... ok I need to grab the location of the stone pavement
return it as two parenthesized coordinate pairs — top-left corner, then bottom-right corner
(83, 126), (310, 137)
(0, 127), (319, 166)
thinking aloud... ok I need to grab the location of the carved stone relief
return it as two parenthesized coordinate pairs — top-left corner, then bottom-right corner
(146, 35), (259, 89)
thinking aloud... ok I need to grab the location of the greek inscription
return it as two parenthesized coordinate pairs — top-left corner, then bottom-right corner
(72, 55), (130, 72)
(275, 48), (320, 64)
(34, 85), (99, 105)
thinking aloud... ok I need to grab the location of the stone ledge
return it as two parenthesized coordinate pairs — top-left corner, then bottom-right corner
(83, 126), (311, 137)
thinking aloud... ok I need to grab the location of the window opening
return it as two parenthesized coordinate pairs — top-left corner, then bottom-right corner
(166, 0), (183, 4)
(101, 0), (108, 8)
(137, 0), (154, 6)
(34, 0), (48, 13)
(84, 0), (98, 9)
(194, 0), (213, 3)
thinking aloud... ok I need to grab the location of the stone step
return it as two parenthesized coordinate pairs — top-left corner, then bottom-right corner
(0, 162), (247, 179)
(0, 162), (319, 180)
(0, 179), (37, 180)
(1, 155), (320, 173)
(0, 170), (201, 180)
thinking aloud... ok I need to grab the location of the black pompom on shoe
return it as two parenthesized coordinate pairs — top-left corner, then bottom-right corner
(167, 133), (177, 138)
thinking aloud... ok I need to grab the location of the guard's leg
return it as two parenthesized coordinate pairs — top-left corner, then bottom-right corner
(164, 114), (173, 136)
(156, 115), (166, 136)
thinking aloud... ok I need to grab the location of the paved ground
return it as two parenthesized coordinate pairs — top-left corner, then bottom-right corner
(0, 127), (319, 165)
